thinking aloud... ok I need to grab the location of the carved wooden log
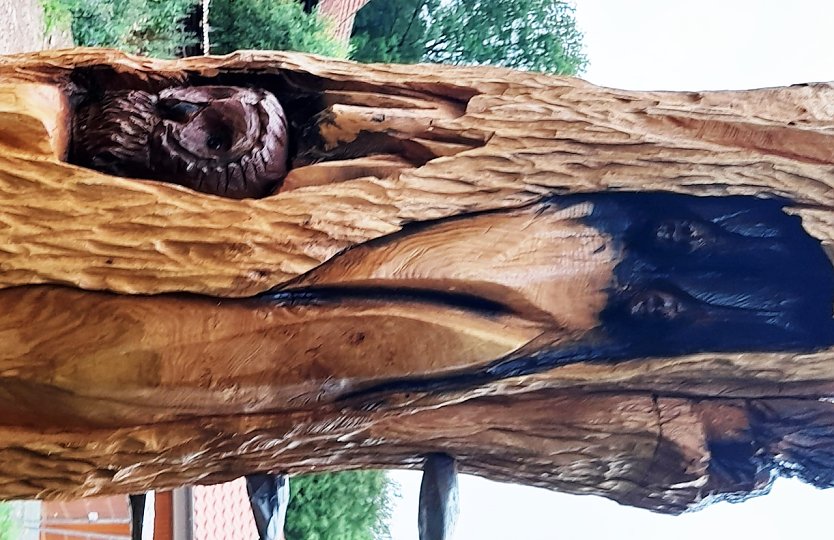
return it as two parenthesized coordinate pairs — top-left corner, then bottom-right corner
(0, 49), (833, 514)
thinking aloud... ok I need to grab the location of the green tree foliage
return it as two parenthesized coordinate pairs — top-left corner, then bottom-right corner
(351, 0), (434, 64)
(0, 503), (17, 540)
(210, 0), (350, 58)
(285, 471), (396, 540)
(352, 0), (587, 75)
(40, 0), (199, 58)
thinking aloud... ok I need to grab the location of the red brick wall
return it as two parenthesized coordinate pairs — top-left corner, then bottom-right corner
(317, 0), (372, 42)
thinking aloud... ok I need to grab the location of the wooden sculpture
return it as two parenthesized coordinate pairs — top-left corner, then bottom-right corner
(72, 85), (289, 198)
(0, 49), (834, 515)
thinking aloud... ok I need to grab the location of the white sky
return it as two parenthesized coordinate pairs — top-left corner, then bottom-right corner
(389, 1), (834, 539)
(578, 0), (834, 90)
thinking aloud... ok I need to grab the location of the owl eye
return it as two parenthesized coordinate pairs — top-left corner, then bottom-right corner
(206, 134), (224, 151)
(205, 132), (230, 152)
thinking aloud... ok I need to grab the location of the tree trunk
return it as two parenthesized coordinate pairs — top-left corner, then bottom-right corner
(0, 49), (833, 513)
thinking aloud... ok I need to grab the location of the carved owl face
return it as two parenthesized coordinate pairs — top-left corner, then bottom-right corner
(72, 86), (289, 199)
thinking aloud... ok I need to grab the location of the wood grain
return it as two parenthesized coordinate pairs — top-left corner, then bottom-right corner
(0, 50), (833, 296)
(0, 49), (832, 513)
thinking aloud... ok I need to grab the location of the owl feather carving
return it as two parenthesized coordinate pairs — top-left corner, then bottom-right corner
(72, 86), (289, 199)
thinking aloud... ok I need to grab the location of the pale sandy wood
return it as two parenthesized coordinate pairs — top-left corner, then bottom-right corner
(0, 285), (544, 428)
(292, 202), (617, 327)
(281, 154), (412, 190)
(0, 50), (831, 514)
(0, 82), (68, 158)
(0, 50), (833, 296)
